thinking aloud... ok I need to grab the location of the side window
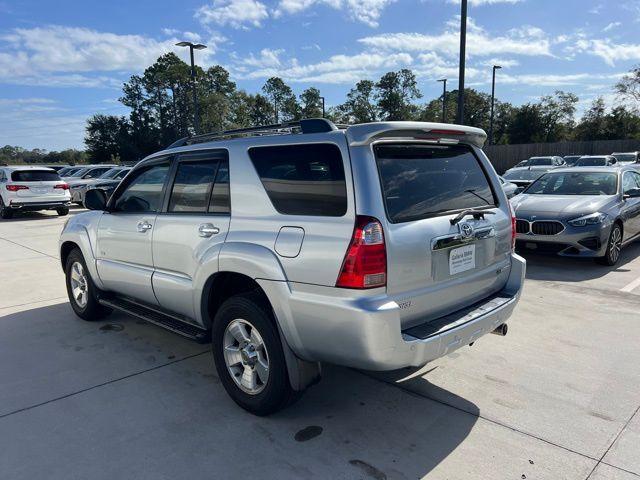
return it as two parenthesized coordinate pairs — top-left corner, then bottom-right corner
(623, 173), (637, 194)
(209, 159), (230, 214)
(113, 163), (170, 213)
(168, 160), (219, 213)
(248, 143), (347, 216)
(632, 172), (640, 189)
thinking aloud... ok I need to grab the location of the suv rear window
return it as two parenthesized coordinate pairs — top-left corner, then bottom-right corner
(374, 144), (497, 223)
(249, 143), (347, 216)
(11, 170), (61, 182)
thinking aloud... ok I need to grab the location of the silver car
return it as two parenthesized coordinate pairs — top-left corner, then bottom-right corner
(59, 120), (525, 415)
(511, 166), (640, 265)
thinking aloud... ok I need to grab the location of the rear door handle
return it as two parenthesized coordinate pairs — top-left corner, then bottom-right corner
(137, 221), (153, 233)
(198, 223), (220, 238)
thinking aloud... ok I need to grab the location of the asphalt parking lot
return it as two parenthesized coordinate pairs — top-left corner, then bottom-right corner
(1, 209), (639, 480)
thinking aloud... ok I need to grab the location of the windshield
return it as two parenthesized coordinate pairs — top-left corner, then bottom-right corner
(576, 157), (607, 167)
(11, 170), (61, 182)
(529, 157), (553, 166)
(98, 168), (122, 179)
(62, 167), (82, 176)
(68, 167), (89, 177)
(563, 156), (581, 166)
(374, 144), (496, 223)
(526, 172), (617, 196)
(613, 154), (636, 163)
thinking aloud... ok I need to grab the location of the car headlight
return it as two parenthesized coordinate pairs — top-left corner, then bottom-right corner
(568, 212), (607, 227)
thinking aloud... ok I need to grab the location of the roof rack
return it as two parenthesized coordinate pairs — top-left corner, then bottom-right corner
(166, 118), (346, 150)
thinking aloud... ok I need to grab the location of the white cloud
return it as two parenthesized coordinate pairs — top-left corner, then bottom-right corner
(274, 0), (395, 27)
(575, 38), (640, 66)
(197, 0), (269, 29)
(603, 22), (622, 32)
(499, 72), (624, 87)
(233, 48), (284, 69)
(359, 18), (553, 58)
(0, 25), (221, 88)
(446, 0), (523, 5)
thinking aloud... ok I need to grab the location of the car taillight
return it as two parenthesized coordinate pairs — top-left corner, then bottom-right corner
(54, 184), (70, 190)
(336, 216), (387, 289)
(508, 203), (516, 251)
(6, 185), (29, 191)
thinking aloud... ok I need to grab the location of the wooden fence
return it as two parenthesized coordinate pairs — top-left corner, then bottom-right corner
(484, 139), (640, 173)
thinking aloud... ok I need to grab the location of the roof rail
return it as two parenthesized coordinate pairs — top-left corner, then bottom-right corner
(166, 118), (343, 149)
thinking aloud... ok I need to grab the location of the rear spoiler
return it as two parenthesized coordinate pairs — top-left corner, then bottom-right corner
(346, 122), (487, 149)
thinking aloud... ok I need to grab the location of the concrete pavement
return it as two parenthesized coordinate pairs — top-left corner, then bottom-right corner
(1, 209), (639, 479)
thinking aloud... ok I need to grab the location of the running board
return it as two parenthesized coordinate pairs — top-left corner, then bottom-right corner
(98, 297), (209, 343)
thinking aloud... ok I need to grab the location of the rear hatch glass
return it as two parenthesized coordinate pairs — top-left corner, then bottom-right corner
(11, 170), (61, 182)
(373, 143), (510, 329)
(374, 144), (497, 223)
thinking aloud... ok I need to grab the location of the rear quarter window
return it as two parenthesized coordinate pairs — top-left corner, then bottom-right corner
(248, 143), (347, 216)
(374, 144), (497, 223)
(11, 170), (61, 182)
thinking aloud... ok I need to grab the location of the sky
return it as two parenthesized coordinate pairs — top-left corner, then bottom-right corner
(0, 0), (639, 151)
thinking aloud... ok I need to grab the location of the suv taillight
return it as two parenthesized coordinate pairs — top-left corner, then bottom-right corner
(336, 216), (387, 289)
(6, 185), (29, 191)
(54, 184), (70, 190)
(508, 203), (516, 251)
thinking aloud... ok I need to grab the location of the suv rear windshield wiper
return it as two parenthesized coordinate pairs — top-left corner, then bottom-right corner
(450, 208), (496, 225)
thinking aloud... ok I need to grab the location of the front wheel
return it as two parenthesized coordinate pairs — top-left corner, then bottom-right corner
(597, 224), (623, 266)
(57, 206), (69, 216)
(65, 248), (112, 321)
(0, 197), (13, 219)
(211, 292), (300, 416)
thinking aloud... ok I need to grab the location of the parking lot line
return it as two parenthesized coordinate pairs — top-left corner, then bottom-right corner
(620, 276), (640, 293)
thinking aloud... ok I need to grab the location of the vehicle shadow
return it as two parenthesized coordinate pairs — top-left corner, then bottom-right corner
(521, 241), (640, 282)
(1, 301), (479, 479)
(1, 207), (85, 222)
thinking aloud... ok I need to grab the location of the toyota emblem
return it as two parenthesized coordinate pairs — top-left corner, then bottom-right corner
(459, 222), (474, 238)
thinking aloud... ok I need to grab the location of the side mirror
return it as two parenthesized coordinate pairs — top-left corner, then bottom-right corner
(84, 188), (107, 211)
(624, 188), (640, 199)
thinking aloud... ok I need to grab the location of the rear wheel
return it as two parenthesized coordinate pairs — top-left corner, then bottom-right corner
(65, 248), (111, 321)
(0, 197), (13, 219)
(597, 223), (623, 266)
(57, 206), (69, 216)
(211, 292), (299, 415)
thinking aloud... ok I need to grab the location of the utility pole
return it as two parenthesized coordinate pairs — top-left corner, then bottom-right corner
(437, 79), (447, 123)
(456, 0), (468, 125)
(320, 96), (326, 118)
(489, 65), (502, 145)
(176, 41), (207, 135)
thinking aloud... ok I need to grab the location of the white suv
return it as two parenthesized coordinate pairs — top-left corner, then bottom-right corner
(0, 166), (71, 219)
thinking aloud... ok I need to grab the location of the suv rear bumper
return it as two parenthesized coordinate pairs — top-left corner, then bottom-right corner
(9, 200), (71, 211)
(267, 253), (525, 371)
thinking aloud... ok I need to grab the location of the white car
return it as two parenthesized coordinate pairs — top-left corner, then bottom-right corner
(0, 166), (71, 219)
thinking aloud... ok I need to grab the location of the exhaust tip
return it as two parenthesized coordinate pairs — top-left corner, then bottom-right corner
(491, 324), (508, 336)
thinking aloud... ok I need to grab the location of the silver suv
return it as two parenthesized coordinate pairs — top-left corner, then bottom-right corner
(59, 120), (525, 415)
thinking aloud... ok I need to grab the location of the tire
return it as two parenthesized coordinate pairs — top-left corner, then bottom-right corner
(57, 206), (69, 216)
(211, 292), (300, 416)
(0, 197), (13, 219)
(597, 223), (623, 266)
(64, 248), (112, 321)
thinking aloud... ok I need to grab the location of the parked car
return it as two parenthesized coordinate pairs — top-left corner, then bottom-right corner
(79, 167), (131, 205)
(509, 156), (564, 170)
(62, 165), (116, 182)
(0, 166), (71, 219)
(511, 166), (640, 265)
(499, 176), (518, 198)
(60, 119), (525, 415)
(503, 156), (564, 184)
(502, 168), (546, 191)
(611, 152), (640, 165)
(562, 155), (582, 167)
(58, 166), (83, 177)
(574, 155), (617, 167)
(70, 166), (131, 205)
(43, 165), (69, 172)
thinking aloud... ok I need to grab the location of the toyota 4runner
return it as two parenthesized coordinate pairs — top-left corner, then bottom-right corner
(59, 119), (525, 415)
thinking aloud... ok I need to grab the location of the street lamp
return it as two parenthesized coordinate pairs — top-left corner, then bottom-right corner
(320, 96), (326, 118)
(437, 79), (447, 123)
(489, 65), (502, 145)
(176, 41), (207, 135)
(456, 0), (468, 125)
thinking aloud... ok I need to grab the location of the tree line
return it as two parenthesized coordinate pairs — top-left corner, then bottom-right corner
(5, 52), (640, 164)
(0, 145), (86, 166)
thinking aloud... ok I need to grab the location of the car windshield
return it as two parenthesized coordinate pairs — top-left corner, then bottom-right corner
(613, 154), (636, 163)
(576, 157), (607, 167)
(525, 172), (618, 196)
(529, 158), (553, 166)
(68, 167), (89, 177)
(11, 170), (61, 182)
(98, 168), (122, 179)
(563, 156), (581, 166)
(62, 167), (82, 176)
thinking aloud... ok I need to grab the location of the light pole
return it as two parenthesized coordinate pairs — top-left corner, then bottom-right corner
(457, 0), (468, 125)
(320, 96), (326, 118)
(176, 41), (207, 135)
(489, 65), (502, 145)
(437, 79), (447, 123)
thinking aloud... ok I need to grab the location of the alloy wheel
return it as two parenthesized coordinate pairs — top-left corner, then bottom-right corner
(69, 261), (89, 308)
(609, 227), (622, 264)
(223, 319), (270, 395)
